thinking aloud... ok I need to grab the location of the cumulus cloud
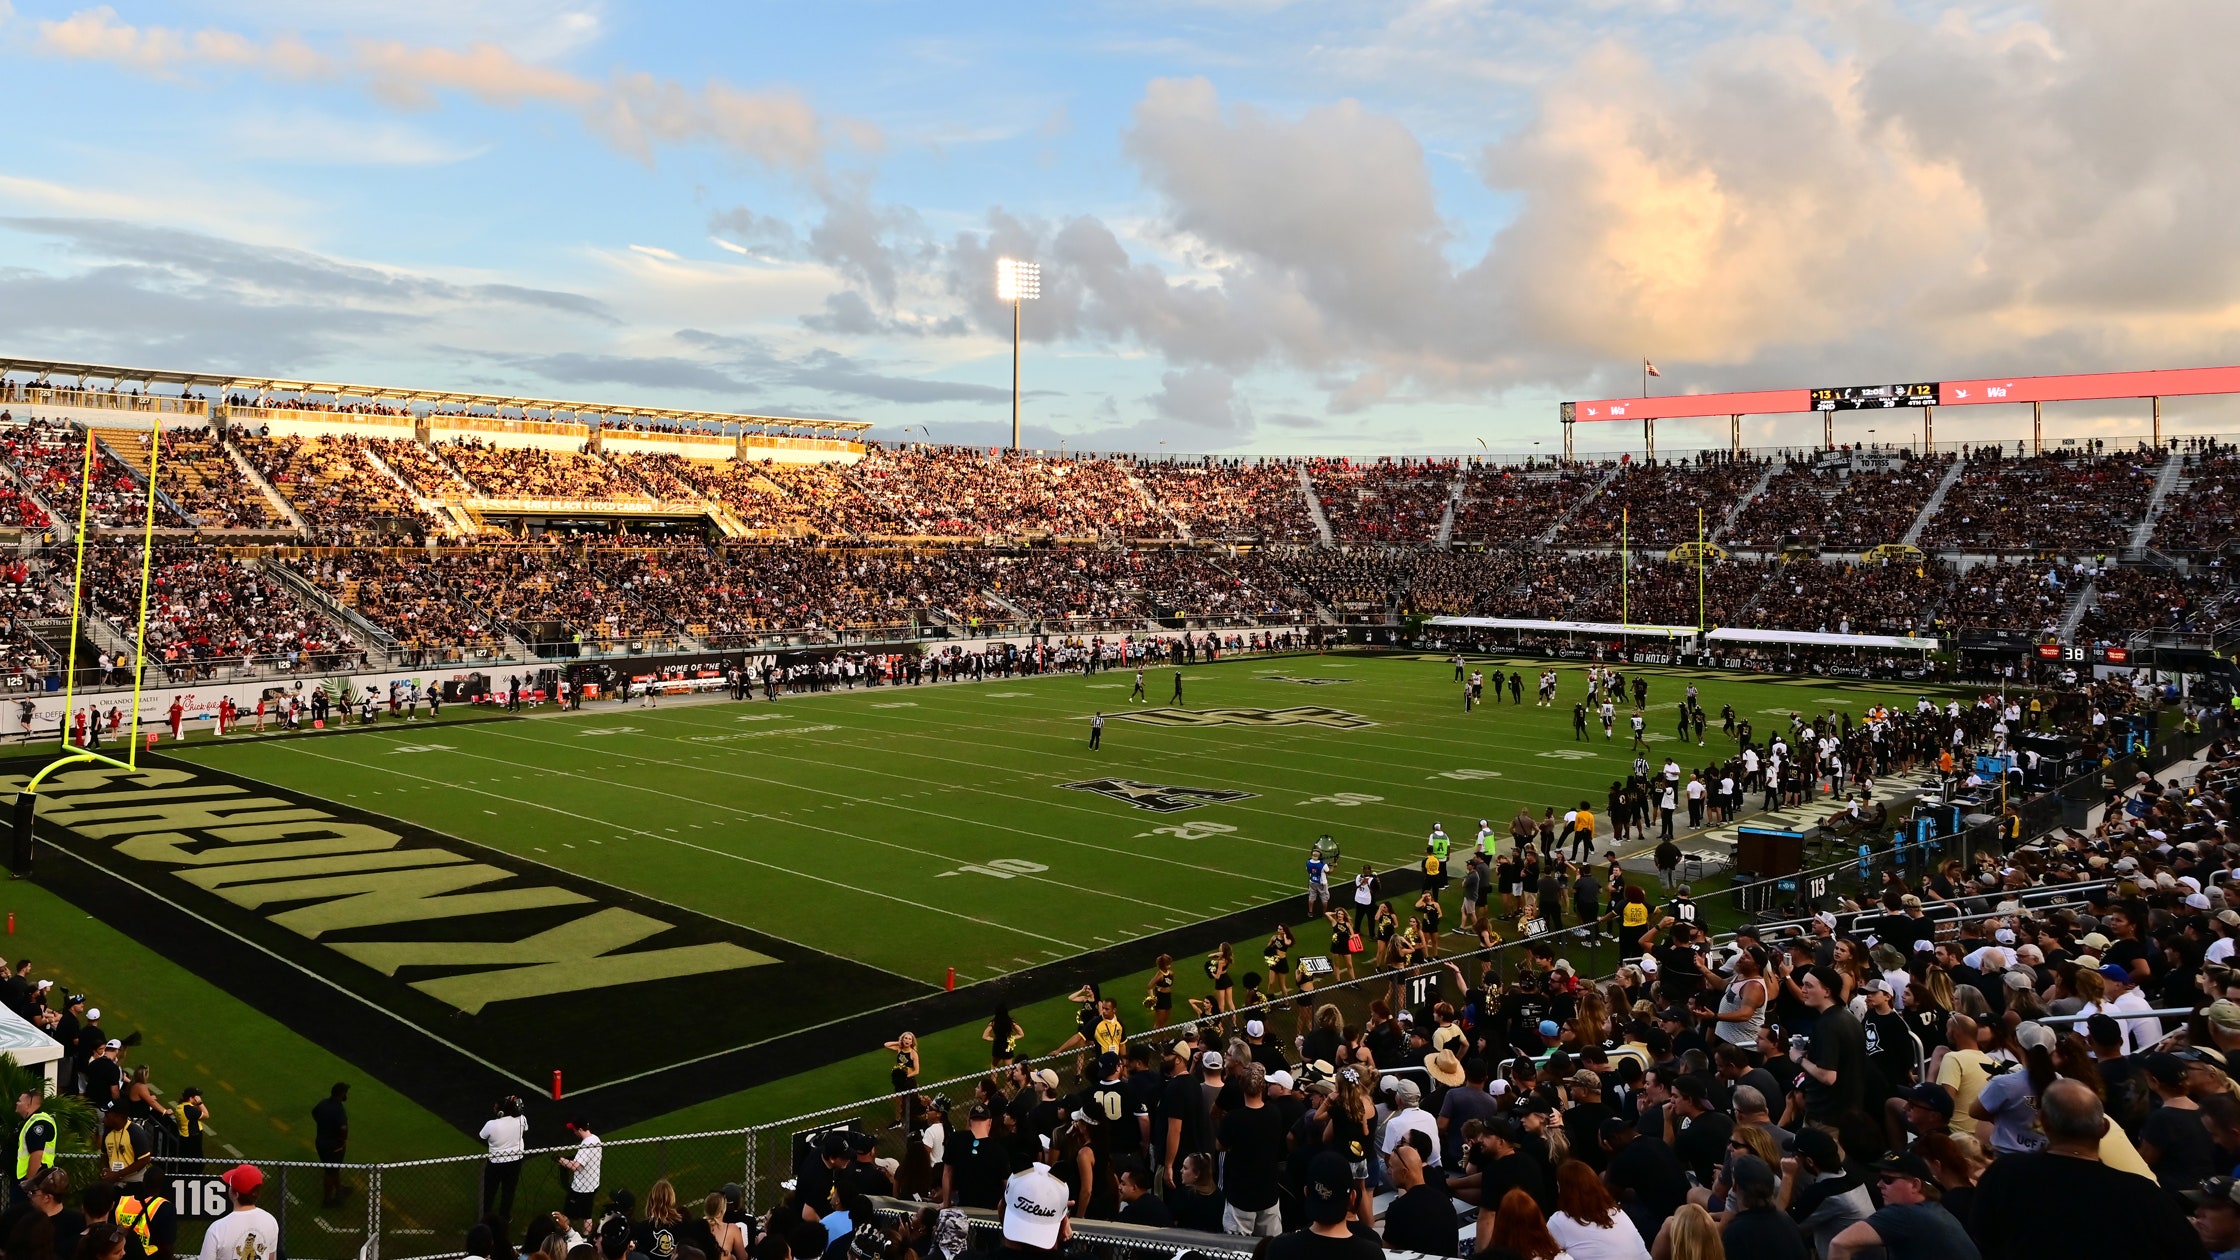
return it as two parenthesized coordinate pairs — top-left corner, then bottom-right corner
(35, 6), (852, 171)
(786, 2), (2240, 425)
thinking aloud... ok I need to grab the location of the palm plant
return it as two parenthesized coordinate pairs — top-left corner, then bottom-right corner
(0, 1053), (99, 1156)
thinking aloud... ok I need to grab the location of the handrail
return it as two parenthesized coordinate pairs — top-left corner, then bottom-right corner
(0, 385), (210, 417)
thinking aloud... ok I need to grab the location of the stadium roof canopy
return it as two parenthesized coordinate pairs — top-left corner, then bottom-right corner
(0, 354), (871, 437)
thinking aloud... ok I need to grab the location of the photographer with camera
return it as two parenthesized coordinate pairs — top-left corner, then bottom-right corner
(479, 1095), (529, 1227)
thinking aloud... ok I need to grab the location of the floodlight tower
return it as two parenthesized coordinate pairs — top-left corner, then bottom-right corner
(995, 258), (1040, 450)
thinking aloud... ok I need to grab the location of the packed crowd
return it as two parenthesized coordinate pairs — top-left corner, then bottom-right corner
(1919, 450), (2164, 554)
(132, 429), (287, 530)
(1134, 461), (1321, 542)
(0, 421), (183, 531)
(2156, 448), (2240, 553)
(697, 459), (913, 536)
(235, 433), (434, 540)
(1721, 456), (1955, 552)
(857, 449), (1165, 539)
(81, 545), (360, 677)
(1313, 462), (1460, 545)
(368, 436), (472, 500)
(441, 440), (652, 503)
(1451, 467), (1605, 546)
(1559, 457), (1769, 549)
(2078, 565), (2232, 644)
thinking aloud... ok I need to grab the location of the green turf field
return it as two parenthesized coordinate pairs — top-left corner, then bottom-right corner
(159, 652), (1941, 986)
(15, 649), (1967, 1158)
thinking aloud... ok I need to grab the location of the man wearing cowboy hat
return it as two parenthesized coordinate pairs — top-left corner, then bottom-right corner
(1432, 1053), (1493, 1166)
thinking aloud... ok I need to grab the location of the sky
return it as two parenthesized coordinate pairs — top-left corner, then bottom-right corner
(4, 0), (2240, 458)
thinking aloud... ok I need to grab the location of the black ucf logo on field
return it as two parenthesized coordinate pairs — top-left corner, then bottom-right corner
(1113, 706), (1378, 730)
(1063, 778), (1259, 813)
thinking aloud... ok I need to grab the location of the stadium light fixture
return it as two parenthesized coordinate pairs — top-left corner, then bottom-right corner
(996, 258), (1040, 451)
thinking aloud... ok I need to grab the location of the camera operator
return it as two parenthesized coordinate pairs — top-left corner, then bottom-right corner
(479, 1095), (528, 1226)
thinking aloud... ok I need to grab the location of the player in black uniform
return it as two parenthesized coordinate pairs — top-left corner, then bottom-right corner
(1572, 702), (1590, 740)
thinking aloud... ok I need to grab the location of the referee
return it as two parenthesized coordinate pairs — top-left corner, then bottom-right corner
(1089, 712), (1104, 750)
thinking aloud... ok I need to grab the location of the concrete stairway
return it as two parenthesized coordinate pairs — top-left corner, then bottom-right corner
(2059, 580), (2097, 641)
(1297, 466), (1337, 546)
(1539, 463), (1623, 544)
(223, 439), (310, 533)
(1902, 455), (1969, 547)
(1711, 460), (1781, 545)
(1435, 472), (1463, 544)
(2127, 452), (2189, 558)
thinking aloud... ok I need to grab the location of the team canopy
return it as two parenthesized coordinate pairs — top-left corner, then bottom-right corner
(1425, 616), (1698, 637)
(1703, 627), (1940, 651)
(1424, 617), (1939, 651)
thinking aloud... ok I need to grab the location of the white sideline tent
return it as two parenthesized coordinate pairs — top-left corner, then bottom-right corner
(0, 1004), (64, 1087)
(1703, 627), (1940, 650)
(1425, 616), (1699, 638)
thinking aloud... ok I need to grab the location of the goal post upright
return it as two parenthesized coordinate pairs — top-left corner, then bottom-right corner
(10, 421), (165, 876)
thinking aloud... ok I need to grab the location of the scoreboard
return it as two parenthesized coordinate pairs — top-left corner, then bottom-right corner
(1810, 382), (1940, 411)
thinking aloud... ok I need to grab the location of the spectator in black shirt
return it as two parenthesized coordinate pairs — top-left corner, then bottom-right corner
(1793, 967), (1868, 1137)
(941, 1104), (1010, 1210)
(312, 1083), (350, 1208)
(1602, 1116), (1690, 1244)
(1722, 1156), (1808, 1260)
(2141, 1053), (2217, 1195)
(1112, 1163), (1170, 1227)
(1563, 1071), (1615, 1172)
(1162, 1051), (1221, 1187)
(1667, 1076), (1736, 1186)
(1269, 1154), (1383, 1260)
(1383, 1144), (1459, 1256)
(1217, 1064), (1286, 1236)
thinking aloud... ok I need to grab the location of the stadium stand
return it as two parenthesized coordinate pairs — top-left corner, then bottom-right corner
(1133, 459), (1321, 541)
(440, 438), (654, 502)
(1449, 463), (1599, 544)
(1311, 459), (1457, 543)
(233, 432), (434, 540)
(1555, 454), (1767, 547)
(1918, 447), (2164, 553)
(1722, 452), (1955, 551)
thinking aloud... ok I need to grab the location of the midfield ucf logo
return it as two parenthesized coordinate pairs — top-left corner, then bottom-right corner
(1114, 706), (1377, 730)
(1063, 778), (1258, 813)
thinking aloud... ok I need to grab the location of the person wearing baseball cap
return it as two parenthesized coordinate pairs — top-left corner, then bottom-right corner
(1290, 1151), (1373, 1248)
(1826, 1151), (1976, 1260)
(2182, 1175), (2240, 1259)
(200, 1166), (279, 1260)
(2095, 963), (2163, 1054)
(998, 1143), (1069, 1256)
(942, 1103), (1010, 1211)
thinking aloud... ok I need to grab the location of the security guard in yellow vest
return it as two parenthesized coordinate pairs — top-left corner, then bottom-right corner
(115, 1188), (178, 1260)
(8, 1090), (57, 1239)
(13, 1089), (56, 1187)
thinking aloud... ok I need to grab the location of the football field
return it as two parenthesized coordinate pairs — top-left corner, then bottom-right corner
(162, 652), (1941, 983)
(18, 649), (1966, 1136)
